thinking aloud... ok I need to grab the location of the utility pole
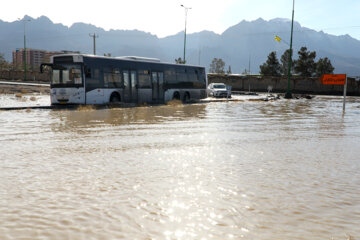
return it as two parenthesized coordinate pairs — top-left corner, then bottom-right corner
(181, 4), (191, 63)
(19, 18), (31, 81)
(247, 54), (252, 92)
(285, 0), (295, 99)
(89, 33), (99, 55)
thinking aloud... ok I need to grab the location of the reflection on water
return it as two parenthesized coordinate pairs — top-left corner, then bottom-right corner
(51, 103), (207, 130)
(0, 96), (360, 239)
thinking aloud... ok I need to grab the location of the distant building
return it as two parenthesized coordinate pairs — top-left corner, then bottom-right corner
(12, 48), (80, 70)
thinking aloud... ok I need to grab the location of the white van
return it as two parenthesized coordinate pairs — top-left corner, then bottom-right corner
(207, 83), (231, 98)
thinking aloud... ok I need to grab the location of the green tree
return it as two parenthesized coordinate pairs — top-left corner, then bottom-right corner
(175, 57), (186, 64)
(316, 57), (334, 76)
(259, 51), (281, 76)
(209, 58), (225, 74)
(0, 53), (9, 70)
(294, 46), (317, 77)
(280, 49), (294, 75)
(227, 65), (232, 74)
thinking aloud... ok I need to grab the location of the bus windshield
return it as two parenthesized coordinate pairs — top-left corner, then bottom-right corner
(51, 64), (83, 87)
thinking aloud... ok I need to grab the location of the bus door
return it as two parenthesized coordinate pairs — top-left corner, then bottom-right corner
(151, 72), (164, 103)
(123, 70), (138, 103)
(123, 70), (131, 102)
(130, 70), (138, 103)
(85, 68), (104, 104)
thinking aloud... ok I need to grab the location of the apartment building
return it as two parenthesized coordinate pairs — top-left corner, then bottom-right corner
(12, 49), (80, 69)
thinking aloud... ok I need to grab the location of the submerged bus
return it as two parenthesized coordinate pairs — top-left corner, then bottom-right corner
(41, 54), (207, 105)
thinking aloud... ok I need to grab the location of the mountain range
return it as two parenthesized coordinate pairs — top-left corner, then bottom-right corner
(1, 15), (360, 75)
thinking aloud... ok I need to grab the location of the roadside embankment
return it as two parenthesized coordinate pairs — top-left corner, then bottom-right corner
(208, 74), (360, 96)
(0, 70), (49, 82)
(0, 80), (50, 94)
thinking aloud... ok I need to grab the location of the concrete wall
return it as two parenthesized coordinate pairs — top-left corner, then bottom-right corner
(0, 70), (50, 82)
(208, 74), (360, 96)
(3, 71), (360, 96)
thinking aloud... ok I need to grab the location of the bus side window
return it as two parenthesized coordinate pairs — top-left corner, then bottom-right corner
(86, 68), (102, 91)
(200, 69), (206, 82)
(104, 68), (122, 88)
(165, 68), (176, 83)
(176, 69), (187, 82)
(104, 70), (111, 88)
(138, 70), (151, 88)
(113, 69), (122, 88)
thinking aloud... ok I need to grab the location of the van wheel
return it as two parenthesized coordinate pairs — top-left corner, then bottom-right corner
(110, 93), (121, 103)
(183, 92), (190, 103)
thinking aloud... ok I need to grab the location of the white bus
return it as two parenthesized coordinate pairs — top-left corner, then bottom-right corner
(41, 54), (207, 105)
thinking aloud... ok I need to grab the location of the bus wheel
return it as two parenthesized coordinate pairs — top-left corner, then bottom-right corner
(183, 92), (190, 103)
(110, 93), (121, 103)
(173, 92), (180, 100)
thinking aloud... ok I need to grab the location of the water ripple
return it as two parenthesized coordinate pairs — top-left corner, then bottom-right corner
(1, 96), (360, 239)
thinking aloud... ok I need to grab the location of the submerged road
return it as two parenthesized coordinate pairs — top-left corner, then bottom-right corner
(0, 95), (273, 111)
(0, 82), (274, 111)
(1, 95), (359, 239)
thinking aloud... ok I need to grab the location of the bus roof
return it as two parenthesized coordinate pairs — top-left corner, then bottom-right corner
(50, 54), (204, 68)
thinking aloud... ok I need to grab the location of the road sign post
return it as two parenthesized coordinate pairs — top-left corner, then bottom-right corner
(343, 76), (348, 112)
(320, 74), (347, 113)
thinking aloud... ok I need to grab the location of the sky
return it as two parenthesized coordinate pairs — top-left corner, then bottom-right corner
(1, 0), (360, 40)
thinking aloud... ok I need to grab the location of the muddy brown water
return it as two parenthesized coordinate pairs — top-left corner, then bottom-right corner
(0, 96), (359, 239)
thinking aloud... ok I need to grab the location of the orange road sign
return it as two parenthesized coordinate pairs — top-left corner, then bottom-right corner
(320, 74), (346, 85)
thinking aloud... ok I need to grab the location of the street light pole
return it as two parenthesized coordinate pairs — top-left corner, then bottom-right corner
(285, 0), (295, 99)
(19, 18), (31, 81)
(181, 4), (191, 63)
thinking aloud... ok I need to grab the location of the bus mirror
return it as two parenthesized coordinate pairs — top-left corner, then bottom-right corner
(40, 63), (53, 73)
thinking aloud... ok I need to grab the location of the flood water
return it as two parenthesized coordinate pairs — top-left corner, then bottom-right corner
(1, 95), (360, 239)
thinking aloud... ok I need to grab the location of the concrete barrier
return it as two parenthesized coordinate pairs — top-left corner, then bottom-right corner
(0, 70), (50, 83)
